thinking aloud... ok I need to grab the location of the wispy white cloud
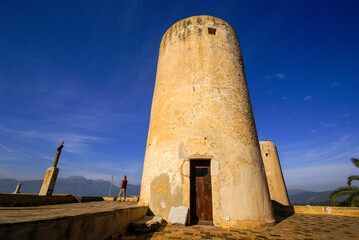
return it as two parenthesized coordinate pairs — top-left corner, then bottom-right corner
(0, 143), (13, 152)
(55, 111), (140, 133)
(0, 123), (144, 184)
(58, 156), (144, 185)
(283, 162), (358, 191)
(321, 122), (336, 127)
(280, 134), (359, 167)
(331, 82), (339, 87)
(280, 133), (359, 191)
(336, 112), (352, 118)
(275, 73), (285, 79)
(303, 96), (312, 101)
(264, 73), (285, 80)
(0, 126), (107, 155)
(0, 164), (45, 181)
(345, 120), (351, 125)
(0, 49), (39, 62)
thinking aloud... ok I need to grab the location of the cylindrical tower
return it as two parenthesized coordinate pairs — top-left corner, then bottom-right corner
(139, 15), (275, 228)
(259, 140), (290, 206)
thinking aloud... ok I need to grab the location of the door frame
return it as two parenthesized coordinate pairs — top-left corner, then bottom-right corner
(190, 159), (213, 224)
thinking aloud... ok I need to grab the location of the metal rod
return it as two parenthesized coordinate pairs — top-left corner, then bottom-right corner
(108, 174), (114, 197)
(52, 141), (64, 167)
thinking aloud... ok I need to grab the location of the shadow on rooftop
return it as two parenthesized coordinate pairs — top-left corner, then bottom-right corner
(272, 200), (294, 223)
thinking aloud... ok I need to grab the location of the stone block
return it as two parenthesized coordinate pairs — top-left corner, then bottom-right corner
(152, 216), (163, 225)
(130, 216), (163, 232)
(168, 206), (188, 226)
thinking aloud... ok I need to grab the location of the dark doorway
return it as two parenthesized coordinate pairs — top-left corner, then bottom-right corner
(190, 160), (213, 224)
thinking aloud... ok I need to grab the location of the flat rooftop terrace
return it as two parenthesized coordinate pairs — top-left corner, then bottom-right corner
(0, 201), (147, 240)
(122, 214), (359, 240)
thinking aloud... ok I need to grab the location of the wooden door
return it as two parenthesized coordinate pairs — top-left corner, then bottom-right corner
(190, 160), (213, 224)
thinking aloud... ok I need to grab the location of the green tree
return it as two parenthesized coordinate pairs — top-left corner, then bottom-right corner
(330, 158), (359, 207)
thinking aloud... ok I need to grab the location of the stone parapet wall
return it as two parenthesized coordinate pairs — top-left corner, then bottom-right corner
(273, 202), (359, 217)
(103, 197), (139, 202)
(293, 205), (359, 217)
(0, 203), (148, 240)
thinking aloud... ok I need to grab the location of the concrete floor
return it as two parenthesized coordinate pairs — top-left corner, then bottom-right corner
(1, 202), (358, 239)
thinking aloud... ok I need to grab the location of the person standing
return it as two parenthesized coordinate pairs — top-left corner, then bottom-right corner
(119, 175), (127, 201)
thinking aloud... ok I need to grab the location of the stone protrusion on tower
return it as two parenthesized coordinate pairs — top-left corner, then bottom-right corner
(259, 140), (290, 206)
(139, 15), (275, 228)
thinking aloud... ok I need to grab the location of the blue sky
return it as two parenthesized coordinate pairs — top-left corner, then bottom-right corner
(0, 0), (358, 191)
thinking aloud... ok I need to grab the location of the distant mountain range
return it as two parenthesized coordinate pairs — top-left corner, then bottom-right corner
(0, 176), (334, 204)
(288, 190), (332, 204)
(0, 176), (140, 197)
(287, 189), (308, 196)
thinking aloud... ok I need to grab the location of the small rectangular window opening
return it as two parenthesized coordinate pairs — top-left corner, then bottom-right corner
(265, 153), (269, 157)
(195, 167), (209, 177)
(208, 27), (216, 35)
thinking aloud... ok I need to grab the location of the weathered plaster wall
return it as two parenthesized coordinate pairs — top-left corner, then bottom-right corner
(139, 15), (275, 228)
(260, 140), (290, 206)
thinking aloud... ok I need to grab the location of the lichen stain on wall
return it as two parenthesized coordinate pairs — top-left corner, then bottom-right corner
(178, 141), (189, 161)
(150, 173), (183, 218)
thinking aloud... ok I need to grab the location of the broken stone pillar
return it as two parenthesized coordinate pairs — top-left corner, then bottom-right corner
(39, 141), (64, 196)
(13, 183), (22, 194)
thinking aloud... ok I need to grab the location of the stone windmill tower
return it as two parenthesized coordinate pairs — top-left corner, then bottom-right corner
(139, 15), (275, 228)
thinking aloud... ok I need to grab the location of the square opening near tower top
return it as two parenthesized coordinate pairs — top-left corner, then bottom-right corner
(208, 27), (216, 35)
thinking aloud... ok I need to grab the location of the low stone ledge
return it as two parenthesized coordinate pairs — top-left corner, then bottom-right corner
(103, 196), (117, 201)
(103, 197), (139, 202)
(0, 202), (148, 240)
(293, 205), (359, 217)
(273, 202), (359, 217)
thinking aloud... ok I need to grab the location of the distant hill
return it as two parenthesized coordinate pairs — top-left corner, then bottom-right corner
(287, 189), (308, 196)
(0, 176), (140, 197)
(288, 190), (332, 204)
(0, 178), (336, 203)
